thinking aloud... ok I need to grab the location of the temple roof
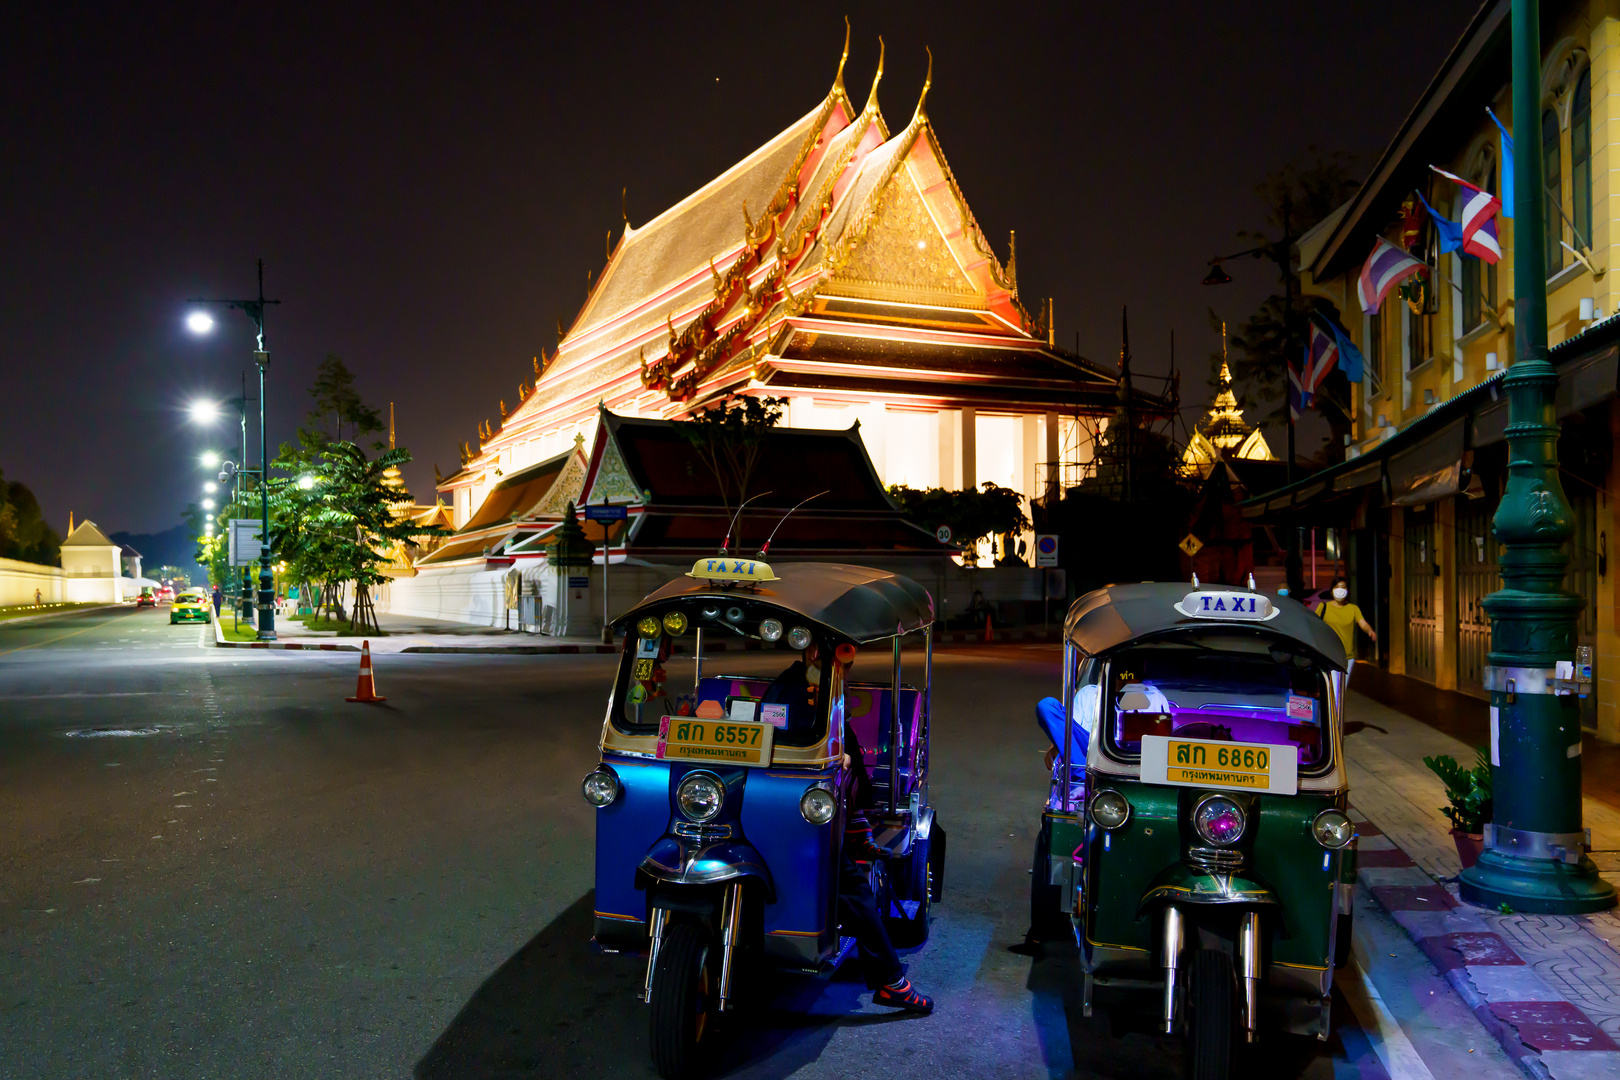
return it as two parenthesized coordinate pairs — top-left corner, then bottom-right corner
(1182, 358), (1274, 473)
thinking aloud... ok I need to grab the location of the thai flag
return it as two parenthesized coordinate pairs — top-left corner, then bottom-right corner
(1358, 237), (1426, 314)
(1290, 316), (1339, 418)
(1431, 166), (1502, 263)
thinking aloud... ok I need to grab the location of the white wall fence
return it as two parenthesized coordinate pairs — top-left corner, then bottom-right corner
(0, 557), (65, 605)
(377, 557), (1061, 635)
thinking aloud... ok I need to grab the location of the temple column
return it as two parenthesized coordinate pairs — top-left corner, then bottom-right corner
(961, 408), (977, 490)
(1045, 412), (1060, 501)
(936, 409), (959, 490)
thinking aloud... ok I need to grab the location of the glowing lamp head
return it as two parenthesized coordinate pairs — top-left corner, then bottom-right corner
(297, 475), (316, 490)
(200, 451), (220, 468)
(204, 481), (217, 494)
(186, 311), (215, 335)
(188, 400), (222, 424)
(201, 499), (215, 510)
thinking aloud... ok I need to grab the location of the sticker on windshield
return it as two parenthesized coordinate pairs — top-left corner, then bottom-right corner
(1286, 695), (1315, 722)
(760, 703), (787, 728)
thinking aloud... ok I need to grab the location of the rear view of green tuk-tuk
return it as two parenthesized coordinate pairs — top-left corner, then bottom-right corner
(1030, 581), (1355, 1080)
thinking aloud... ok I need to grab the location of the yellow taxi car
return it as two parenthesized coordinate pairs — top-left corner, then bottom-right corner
(170, 589), (212, 624)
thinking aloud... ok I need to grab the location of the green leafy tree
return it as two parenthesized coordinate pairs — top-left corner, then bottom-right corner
(0, 469), (62, 564)
(677, 395), (787, 521)
(269, 442), (446, 634)
(1224, 148), (1360, 455)
(887, 482), (1031, 567)
(292, 355), (386, 458)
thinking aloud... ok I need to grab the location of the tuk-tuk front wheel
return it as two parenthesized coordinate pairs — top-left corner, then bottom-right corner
(649, 921), (714, 1080)
(1185, 948), (1233, 1080)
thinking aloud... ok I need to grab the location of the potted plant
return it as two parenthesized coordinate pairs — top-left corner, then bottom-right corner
(1422, 750), (1492, 867)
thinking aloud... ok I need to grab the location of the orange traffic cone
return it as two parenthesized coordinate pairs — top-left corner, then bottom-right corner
(346, 640), (387, 703)
(983, 613), (994, 644)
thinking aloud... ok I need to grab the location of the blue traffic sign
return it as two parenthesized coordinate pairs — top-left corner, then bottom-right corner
(584, 504), (628, 522)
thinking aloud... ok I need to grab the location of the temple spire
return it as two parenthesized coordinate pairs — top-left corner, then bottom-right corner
(863, 36), (884, 117)
(389, 402), (395, 450)
(911, 46), (932, 125)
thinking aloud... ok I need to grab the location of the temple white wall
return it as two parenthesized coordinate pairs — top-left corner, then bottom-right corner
(0, 557), (65, 606)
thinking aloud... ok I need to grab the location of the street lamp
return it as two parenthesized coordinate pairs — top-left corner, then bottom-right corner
(188, 260), (281, 641)
(200, 450), (220, 468)
(1457, 0), (1616, 914)
(204, 481), (216, 494)
(202, 499), (215, 511)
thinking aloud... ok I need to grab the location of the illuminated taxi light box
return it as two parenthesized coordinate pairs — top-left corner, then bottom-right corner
(1174, 590), (1278, 621)
(688, 557), (779, 583)
(657, 715), (775, 767)
(1140, 735), (1298, 795)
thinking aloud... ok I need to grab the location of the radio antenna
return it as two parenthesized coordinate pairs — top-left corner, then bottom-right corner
(758, 490), (828, 558)
(720, 491), (773, 557)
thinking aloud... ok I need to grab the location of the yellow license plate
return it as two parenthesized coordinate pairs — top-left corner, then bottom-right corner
(1140, 735), (1298, 795)
(656, 716), (775, 767)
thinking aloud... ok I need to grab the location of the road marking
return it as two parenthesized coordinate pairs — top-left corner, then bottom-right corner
(10, 692), (160, 700)
(1339, 953), (1436, 1080)
(0, 616), (111, 655)
(73, 877), (101, 884)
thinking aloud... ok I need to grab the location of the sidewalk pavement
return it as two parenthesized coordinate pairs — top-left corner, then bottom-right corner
(210, 611), (1064, 654)
(1345, 673), (1620, 1080)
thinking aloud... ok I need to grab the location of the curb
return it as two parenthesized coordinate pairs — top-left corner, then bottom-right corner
(1348, 808), (1619, 1080)
(211, 614), (360, 651)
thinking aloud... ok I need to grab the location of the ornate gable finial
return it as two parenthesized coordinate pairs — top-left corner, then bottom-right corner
(1006, 229), (1019, 296)
(833, 16), (850, 95)
(863, 37), (884, 117)
(621, 185), (630, 227)
(573, 430), (586, 452)
(533, 353), (542, 378)
(912, 46), (932, 125)
(499, 399), (508, 420)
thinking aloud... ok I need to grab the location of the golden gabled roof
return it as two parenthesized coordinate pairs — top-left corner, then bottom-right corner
(1183, 357), (1275, 465)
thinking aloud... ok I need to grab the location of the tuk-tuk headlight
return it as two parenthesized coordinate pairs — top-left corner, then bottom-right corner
(662, 611), (688, 635)
(759, 618), (783, 642)
(637, 616), (661, 637)
(787, 626), (813, 651)
(1312, 809), (1355, 849)
(1193, 794), (1246, 846)
(800, 785), (836, 825)
(581, 767), (621, 808)
(676, 772), (725, 822)
(1089, 790), (1131, 830)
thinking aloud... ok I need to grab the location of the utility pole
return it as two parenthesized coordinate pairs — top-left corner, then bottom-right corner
(1459, 0), (1615, 913)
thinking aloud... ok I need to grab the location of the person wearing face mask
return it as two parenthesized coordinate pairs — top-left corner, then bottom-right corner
(1316, 576), (1376, 668)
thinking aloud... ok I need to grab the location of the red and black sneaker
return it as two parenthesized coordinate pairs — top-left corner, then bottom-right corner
(873, 978), (933, 1014)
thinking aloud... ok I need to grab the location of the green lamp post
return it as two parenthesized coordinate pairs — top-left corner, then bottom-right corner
(1459, 0), (1616, 913)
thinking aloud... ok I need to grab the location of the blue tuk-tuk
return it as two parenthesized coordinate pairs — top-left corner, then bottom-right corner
(582, 557), (944, 1078)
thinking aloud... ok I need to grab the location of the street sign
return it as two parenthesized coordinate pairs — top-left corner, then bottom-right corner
(935, 525), (953, 544)
(1179, 533), (1204, 557)
(568, 576), (590, 588)
(228, 519), (262, 567)
(1035, 533), (1059, 568)
(584, 504), (629, 522)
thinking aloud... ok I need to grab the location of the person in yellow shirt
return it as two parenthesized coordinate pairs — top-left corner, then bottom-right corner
(1317, 576), (1376, 668)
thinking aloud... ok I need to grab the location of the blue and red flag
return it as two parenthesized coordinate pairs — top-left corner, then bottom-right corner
(1358, 237), (1427, 314)
(1430, 166), (1502, 263)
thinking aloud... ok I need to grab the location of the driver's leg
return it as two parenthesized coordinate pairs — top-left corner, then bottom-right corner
(837, 850), (932, 1013)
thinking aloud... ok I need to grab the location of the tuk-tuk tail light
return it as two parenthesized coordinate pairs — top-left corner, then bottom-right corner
(800, 784), (836, 825)
(582, 766), (621, 808)
(1312, 809), (1356, 850)
(1089, 790), (1132, 830)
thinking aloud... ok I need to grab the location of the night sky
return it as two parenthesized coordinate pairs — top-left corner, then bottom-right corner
(4, 2), (1480, 537)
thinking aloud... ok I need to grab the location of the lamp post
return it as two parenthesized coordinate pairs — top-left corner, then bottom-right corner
(191, 376), (257, 621)
(1203, 204), (1305, 594)
(187, 259), (281, 641)
(1458, 0), (1615, 913)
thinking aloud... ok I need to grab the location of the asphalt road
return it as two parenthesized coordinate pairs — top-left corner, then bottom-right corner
(0, 606), (1520, 1079)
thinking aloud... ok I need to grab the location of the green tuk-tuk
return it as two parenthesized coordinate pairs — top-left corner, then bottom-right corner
(1030, 580), (1356, 1079)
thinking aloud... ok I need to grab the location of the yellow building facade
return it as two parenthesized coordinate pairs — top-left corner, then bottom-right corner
(1261, 0), (1620, 741)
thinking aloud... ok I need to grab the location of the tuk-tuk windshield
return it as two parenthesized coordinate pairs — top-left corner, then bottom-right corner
(612, 628), (833, 749)
(1096, 635), (1330, 769)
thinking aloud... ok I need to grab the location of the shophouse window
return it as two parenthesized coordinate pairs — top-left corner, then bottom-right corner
(1543, 108), (1563, 273)
(1406, 279), (1434, 372)
(1572, 69), (1592, 251)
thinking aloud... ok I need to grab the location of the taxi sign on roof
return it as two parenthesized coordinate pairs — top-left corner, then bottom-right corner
(1174, 589), (1278, 622)
(688, 557), (779, 584)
